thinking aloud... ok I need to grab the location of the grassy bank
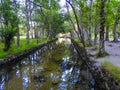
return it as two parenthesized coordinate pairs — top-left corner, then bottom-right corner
(0, 38), (41, 59)
(102, 61), (120, 81)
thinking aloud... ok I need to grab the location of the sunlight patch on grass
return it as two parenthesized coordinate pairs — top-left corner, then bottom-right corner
(0, 38), (39, 58)
(102, 61), (120, 80)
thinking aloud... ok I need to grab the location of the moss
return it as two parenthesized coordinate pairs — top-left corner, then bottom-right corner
(41, 62), (60, 71)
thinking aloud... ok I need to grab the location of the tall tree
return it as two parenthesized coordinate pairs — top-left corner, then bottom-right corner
(25, 0), (30, 45)
(98, 0), (106, 56)
(88, 0), (93, 46)
(13, 0), (20, 47)
(105, 26), (110, 41)
(0, 0), (19, 51)
(66, 0), (85, 47)
(113, 4), (120, 42)
(105, 0), (111, 41)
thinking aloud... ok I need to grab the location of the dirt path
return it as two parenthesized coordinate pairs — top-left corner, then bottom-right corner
(87, 41), (120, 67)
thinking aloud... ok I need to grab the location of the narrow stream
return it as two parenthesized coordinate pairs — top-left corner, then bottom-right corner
(0, 43), (95, 90)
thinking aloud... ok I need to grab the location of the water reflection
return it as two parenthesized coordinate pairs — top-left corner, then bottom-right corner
(0, 44), (95, 90)
(58, 54), (81, 90)
(16, 70), (20, 78)
(0, 70), (5, 90)
(22, 68), (30, 88)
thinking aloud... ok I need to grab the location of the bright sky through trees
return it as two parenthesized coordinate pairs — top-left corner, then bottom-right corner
(59, 0), (66, 7)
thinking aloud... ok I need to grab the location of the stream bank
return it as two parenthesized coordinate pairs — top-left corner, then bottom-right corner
(0, 39), (57, 68)
(72, 40), (120, 90)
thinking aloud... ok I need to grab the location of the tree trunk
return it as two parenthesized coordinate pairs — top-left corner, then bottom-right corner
(113, 20), (119, 42)
(66, 0), (85, 48)
(88, 0), (93, 46)
(33, 23), (37, 38)
(4, 34), (11, 51)
(29, 2), (34, 39)
(94, 21), (98, 45)
(105, 26), (109, 41)
(13, 0), (20, 47)
(98, 0), (106, 56)
(41, 26), (44, 39)
(113, 4), (120, 42)
(66, 2), (80, 40)
(25, 0), (30, 45)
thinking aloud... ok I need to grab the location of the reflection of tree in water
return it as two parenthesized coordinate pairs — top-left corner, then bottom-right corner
(0, 69), (9, 90)
(22, 68), (30, 89)
(58, 45), (80, 90)
(0, 69), (6, 90)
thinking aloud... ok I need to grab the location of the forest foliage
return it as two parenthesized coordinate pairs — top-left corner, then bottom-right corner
(0, 0), (120, 56)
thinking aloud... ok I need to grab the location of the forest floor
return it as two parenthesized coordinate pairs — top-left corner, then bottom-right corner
(87, 41), (120, 67)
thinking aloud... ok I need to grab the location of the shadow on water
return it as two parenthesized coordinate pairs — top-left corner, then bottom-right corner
(0, 43), (95, 90)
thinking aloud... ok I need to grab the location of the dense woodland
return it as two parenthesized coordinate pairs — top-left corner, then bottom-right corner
(0, 0), (120, 56)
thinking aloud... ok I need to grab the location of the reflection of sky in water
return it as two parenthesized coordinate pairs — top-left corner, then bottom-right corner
(61, 68), (73, 82)
(58, 82), (68, 90)
(22, 68), (30, 88)
(61, 57), (70, 72)
(91, 79), (95, 90)
(29, 53), (39, 65)
(0, 82), (5, 90)
(16, 70), (20, 78)
(0, 75), (5, 90)
(59, 56), (80, 90)
(71, 67), (80, 84)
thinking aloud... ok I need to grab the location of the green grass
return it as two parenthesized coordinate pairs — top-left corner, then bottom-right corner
(0, 38), (46, 59)
(102, 61), (120, 81)
(109, 35), (113, 39)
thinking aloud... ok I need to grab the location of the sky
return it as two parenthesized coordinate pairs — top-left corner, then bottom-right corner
(59, 0), (66, 7)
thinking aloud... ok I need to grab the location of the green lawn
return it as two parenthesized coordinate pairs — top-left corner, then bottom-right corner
(0, 38), (40, 59)
(102, 61), (120, 81)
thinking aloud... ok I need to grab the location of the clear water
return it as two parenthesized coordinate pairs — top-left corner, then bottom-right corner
(0, 44), (94, 90)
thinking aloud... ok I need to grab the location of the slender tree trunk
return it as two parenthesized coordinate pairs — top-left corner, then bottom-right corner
(66, 3), (80, 40)
(49, 24), (52, 39)
(98, 0), (106, 56)
(94, 21), (98, 45)
(25, 0), (30, 45)
(29, 2), (34, 39)
(88, 0), (93, 46)
(94, 5), (99, 45)
(42, 26), (44, 39)
(113, 4), (120, 42)
(66, 0), (85, 48)
(33, 23), (37, 38)
(113, 20), (119, 42)
(36, 30), (39, 43)
(105, 26), (109, 41)
(13, 0), (20, 47)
